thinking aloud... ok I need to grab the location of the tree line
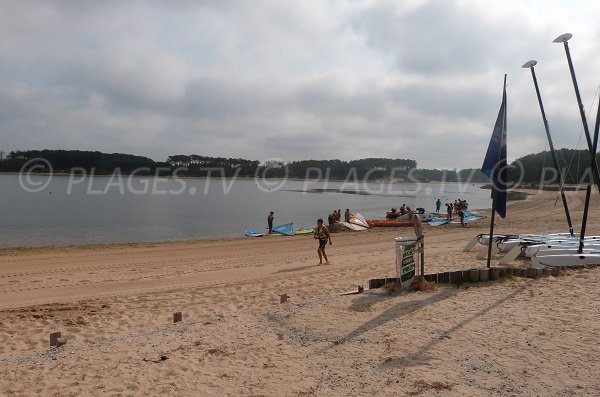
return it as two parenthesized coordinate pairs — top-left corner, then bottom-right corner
(508, 148), (600, 185)
(0, 150), (420, 180)
(0, 150), (164, 175)
(1, 148), (596, 183)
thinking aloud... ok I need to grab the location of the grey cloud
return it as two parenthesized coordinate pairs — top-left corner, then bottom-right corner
(1, 1), (599, 169)
(352, 1), (494, 75)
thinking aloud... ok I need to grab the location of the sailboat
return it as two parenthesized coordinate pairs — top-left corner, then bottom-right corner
(527, 33), (600, 267)
(339, 212), (370, 231)
(469, 33), (600, 268)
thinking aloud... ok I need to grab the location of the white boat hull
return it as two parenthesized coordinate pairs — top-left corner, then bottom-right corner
(532, 253), (600, 267)
(534, 247), (600, 257)
(525, 239), (600, 257)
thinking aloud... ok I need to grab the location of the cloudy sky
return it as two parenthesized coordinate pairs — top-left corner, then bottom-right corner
(1, 0), (599, 168)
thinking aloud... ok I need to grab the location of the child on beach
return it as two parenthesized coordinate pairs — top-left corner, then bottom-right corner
(313, 218), (332, 265)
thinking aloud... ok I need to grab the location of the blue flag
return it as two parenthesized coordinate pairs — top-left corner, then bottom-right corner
(481, 83), (507, 218)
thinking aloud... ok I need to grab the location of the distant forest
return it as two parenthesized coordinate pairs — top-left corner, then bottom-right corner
(509, 148), (600, 184)
(4, 148), (596, 184)
(0, 149), (491, 182)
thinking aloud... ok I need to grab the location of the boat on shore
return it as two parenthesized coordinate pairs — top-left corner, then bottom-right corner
(367, 219), (414, 227)
(271, 223), (295, 236)
(348, 212), (370, 229)
(385, 211), (410, 220)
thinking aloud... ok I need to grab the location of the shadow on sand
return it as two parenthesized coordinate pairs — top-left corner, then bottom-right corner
(319, 282), (527, 364)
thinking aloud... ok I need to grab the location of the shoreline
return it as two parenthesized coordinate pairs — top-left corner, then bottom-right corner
(0, 198), (532, 252)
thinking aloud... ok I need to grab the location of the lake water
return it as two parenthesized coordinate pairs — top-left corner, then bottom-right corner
(0, 174), (492, 248)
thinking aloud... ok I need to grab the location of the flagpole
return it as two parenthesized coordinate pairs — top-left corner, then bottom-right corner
(486, 193), (497, 268)
(486, 74), (507, 268)
(522, 60), (574, 236)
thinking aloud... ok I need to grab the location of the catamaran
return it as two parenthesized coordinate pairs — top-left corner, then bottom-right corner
(468, 33), (600, 267)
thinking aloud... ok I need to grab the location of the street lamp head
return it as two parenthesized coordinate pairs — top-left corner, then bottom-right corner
(553, 33), (572, 43)
(521, 60), (537, 69)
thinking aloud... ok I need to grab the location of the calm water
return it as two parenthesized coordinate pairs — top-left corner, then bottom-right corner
(0, 174), (492, 248)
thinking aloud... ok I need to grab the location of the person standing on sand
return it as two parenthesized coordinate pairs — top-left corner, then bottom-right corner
(267, 211), (274, 234)
(314, 218), (332, 264)
(344, 209), (351, 222)
(458, 209), (466, 227)
(436, 198), (441, 213)
(328, 211), (335, 233)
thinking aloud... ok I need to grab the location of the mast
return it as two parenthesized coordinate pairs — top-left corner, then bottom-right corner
(579, 92), (600, 252)
(521, 60), (574, 236)
(554, 33), (600, 252)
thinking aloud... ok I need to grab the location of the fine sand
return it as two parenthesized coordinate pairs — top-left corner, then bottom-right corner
(1, 190), (599, 396)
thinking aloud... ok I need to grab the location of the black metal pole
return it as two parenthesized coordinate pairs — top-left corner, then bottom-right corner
(528, 65), (574, 235)
(578, 92), (600, 253)
(578, 185), (592, 253)
(560, 40), (600, 193)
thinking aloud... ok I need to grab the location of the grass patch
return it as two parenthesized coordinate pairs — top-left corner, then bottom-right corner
(410, 277), (437, 292)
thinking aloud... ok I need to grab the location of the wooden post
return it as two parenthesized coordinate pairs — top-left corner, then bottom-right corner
(450, 271), (463, 284)
(49, 332), (62, 347)
(173, 312), (183, 323)
(424, 274), (437, 283)
(461, 270), (471, 282)
(542, 268), (552, 277)
(438, 272), (449, 283)
(490, 267), (500, 280)
(479, 268), (490, 282)
(469, 269), (480, 282)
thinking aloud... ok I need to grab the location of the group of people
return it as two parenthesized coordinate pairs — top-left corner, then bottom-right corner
(390, 203), (411, 215)
(327, 209), (351, 231)
(435, 199), (469, 217)
(441, 199), (469, 226)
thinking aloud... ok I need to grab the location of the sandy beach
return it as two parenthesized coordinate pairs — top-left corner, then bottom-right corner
(1, 189), (599, 396)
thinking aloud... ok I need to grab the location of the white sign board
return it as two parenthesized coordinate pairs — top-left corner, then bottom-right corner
(395, 237), (416, 288)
